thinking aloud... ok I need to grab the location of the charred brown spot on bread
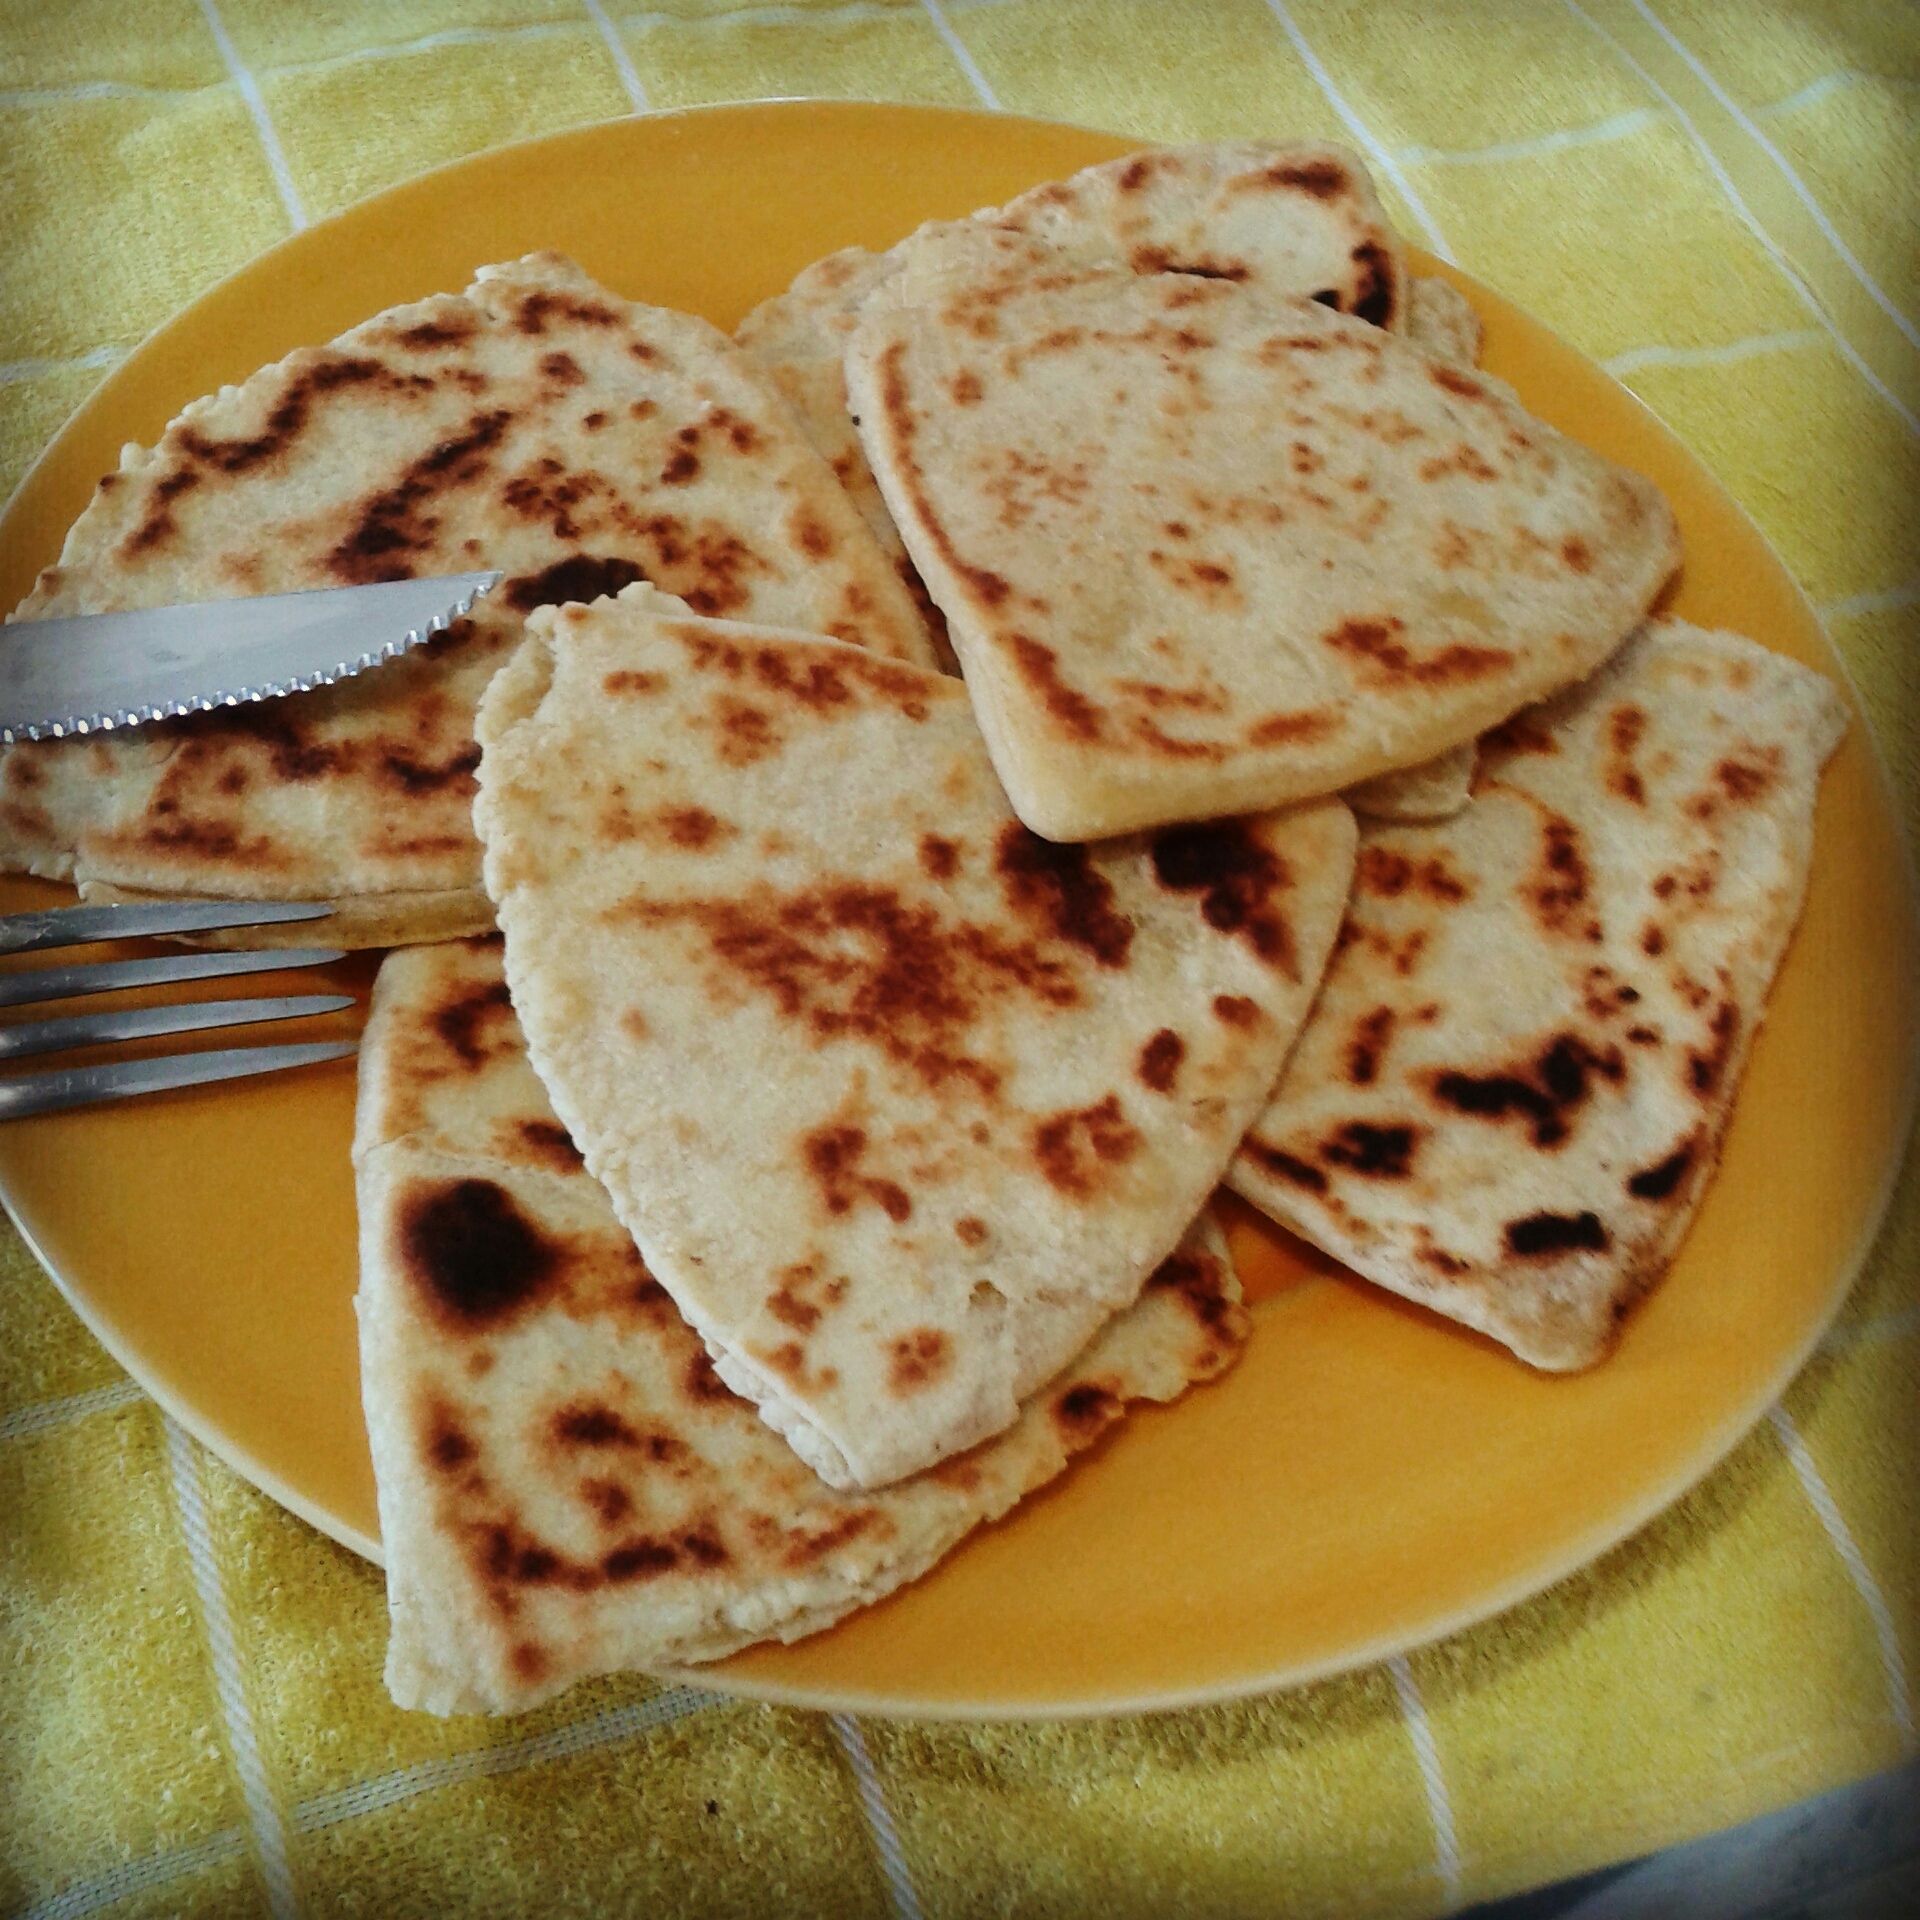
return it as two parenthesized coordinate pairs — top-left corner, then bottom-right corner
(661, 446), (701, 485)
(682, 1348), (730, 1403)
(604, 668), (663, 695)
(1430, 363), (1485, 400)
(1031, 1094), (1142, 1197)
(1270, 157), (1348, 199)
(1628, 1135), (1699, 1202)
(1324, 616), (1512, 686)
(510, 1642), (550, 1681)
(620, 882), (1091, 1096)
(1640, 921), (1667, 957)
(1150, 821), (1297, 973)
(994, 824), (1134, 966)
(401, 1179), (561, 1330)
(1418, 1244), (1473, 1276)
(803, 1124), (913, 1223)
(714, 698), (779, 765)
(1688, 1001), (1739, 1096)
(514, 290), (619, 335)
(949, 368), (983, 405)
(552, 1403), (640, 1448)
(175, 356), (421, 482)
(661, 806), (729, 849)
(381, 743), (482, 796)
(889, 1327), (951, 1392)
(781, 1508), (880, 1569)
(1321, 1120), (1419, 1178)
(538, 350), (584, 385)
(1242, 1137), (1328, 1192)
(503, 554), (646, 612)
(919, 835), (961, 880)
(1345, 1006), (1396, 1086)
(580, 1480), (632, 1527)
(329, 408), (513, 583)
(1505, 1210), (1609, 1258)
(432, 978), (513, 1067)
(1052, 1380), (1121, 1439)
(1247, 707), (1337, 746)
(1137, 1028), (1185, 1092)
(955, 1216), (988, 1246)
(123, 467), (203, 554)
(1429, 1031), (1624, 1149)
(394, 316), (477, 349)
(1356, 846), (1471, 903)
(422, 1401), (477, 1472)
(517, 1119), (583, 1170)
(1117, 154), (1153, 192)
(1525, 816), (1592, 935)
(1349, 241), (1395, 326)
(1561, 536), (1594, 574)
(1483, 712), (1558, 758)
(1214, 994), (1260, 1027)
(1715, 751), (1780, 803)
(1147, 1249), (1242, 1340)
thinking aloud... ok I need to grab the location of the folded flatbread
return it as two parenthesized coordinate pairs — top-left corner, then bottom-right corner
(356, 934), (1249, 1713)
(0, 254), (933, 944)
(847, 248), (1679, 839)
(1229, 620), (1846, 1368)
(737, 140), (1408, 589)
(473, 584), (1355, 1487)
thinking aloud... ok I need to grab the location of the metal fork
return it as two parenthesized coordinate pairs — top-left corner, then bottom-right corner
(0, 899), (358, 1120)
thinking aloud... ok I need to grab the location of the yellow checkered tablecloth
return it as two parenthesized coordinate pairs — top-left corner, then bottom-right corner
(2, 3), (1916, 1915)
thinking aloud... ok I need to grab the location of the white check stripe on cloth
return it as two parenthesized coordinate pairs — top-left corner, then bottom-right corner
(194, 0), (306, 232)
(1259, 0), (1454, 263)
(0, 1377), (142, 1442)
(918, 0), (1000, 111)
(1602, 328), (1825, 376)
(16, 1829), (251, 1920)
(0, 346), (126, 385)
(1767, 1406), (1918, 1752)
(1556, 0), (1920, 440)
(830, 1714), (926, 1920)
(1390, 1656), (1465, 1913)
(165, 1417), (304, 1920)
(584, 0), (650, 112)
(1398, 107), (1664, 169)
(1624, 0), (1920, 352)
(293, 1686), (714, 1830)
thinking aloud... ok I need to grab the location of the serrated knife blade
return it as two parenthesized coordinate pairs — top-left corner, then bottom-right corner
(0, 571), (502, 744)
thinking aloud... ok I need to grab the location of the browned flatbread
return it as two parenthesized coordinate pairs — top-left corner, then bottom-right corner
(0, 254), (934, 942)
(848, 250), (1679, 839)
(356, 934), (1248, 1713)
(473, 584), (1355, 1488)
(1229, 620), (1847, 1368)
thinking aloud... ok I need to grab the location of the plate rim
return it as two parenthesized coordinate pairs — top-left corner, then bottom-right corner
(2, 96), (1915, 1720)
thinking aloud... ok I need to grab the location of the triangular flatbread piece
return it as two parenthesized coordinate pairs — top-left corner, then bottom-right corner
(473, 584), (1355, 1487)
(0, 254), (933, 943)
(356, 935), (1248, 1712)
(847, 250), (1678, 839)
(1229, 620), (1846, 1367)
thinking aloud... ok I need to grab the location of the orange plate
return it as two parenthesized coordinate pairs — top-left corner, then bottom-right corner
(1, 102), (1914, 1717)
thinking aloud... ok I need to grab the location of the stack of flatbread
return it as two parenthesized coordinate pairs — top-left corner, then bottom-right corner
(1, 141), (1849, 1716)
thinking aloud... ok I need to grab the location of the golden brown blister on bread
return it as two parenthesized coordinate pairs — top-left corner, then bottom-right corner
(472, 584), (1353, 1489)
(0, 254), (934, 940)
(1229, 620), (1846, 1368)
(356, 934), (1249, 1714)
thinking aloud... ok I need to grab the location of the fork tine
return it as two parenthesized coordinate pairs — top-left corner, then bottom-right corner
(0, 946), (345, 1009)
(0, 1041), (358, 1121)
(0, 993), (355, 1063)
(0, 899), (334, 956)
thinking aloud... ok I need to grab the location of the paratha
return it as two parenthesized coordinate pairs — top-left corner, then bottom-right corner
(737, 141), (1409, 679)
(473, 584), (1355, 1488)
(847, 249), (1679, 839)
(1405, 276), (1484, 372)
(1228, 620), (1847, 1369)
(0, 254), (934, 944)
(355, 934), (1247, 1714)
